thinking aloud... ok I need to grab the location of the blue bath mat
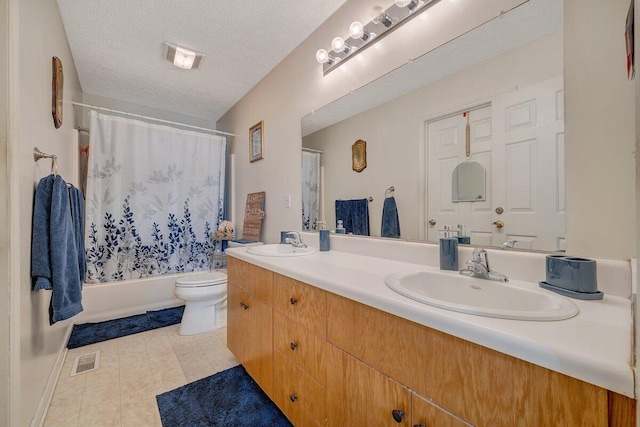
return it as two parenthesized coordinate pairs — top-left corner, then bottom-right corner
(67, 305), (185, 349)
(148, 305), (185, 329)
(156, 365), (292, 427)
(66, 313), (151, 349)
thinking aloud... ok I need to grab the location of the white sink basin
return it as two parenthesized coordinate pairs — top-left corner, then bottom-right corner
(247, 244), (316, 257)
(385, 270), (579, 321)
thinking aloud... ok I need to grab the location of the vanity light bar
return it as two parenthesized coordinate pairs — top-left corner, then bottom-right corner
(316, 0), (441, 75)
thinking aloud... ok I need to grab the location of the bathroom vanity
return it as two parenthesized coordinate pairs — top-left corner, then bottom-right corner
(226, 246), (635, 426)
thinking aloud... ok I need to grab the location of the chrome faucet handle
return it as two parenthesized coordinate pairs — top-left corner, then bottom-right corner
(501, 240), (518, 249)
(284, 231), (307, 248)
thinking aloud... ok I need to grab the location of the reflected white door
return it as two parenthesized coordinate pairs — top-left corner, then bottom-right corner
(491, 76), (565, 250)
(426, 105), (493, 244)
(426, 76), (565, 249)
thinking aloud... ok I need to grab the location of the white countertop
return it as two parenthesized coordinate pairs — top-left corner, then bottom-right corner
(226, 246), (635, 398)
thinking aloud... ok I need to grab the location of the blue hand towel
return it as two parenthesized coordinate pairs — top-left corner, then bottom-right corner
(69, 186), (87, 283)
(335, 199), (370, 236)
(381, 196), (401, 238)
(31, 175), (84, 324)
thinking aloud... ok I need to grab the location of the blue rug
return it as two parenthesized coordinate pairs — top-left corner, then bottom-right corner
(156, 365), (292, 427)
(66, 305), (185, 349)
(148, 306), (185, 329)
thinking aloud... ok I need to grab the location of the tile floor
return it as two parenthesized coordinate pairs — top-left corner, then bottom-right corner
(44, 325), (238, 427)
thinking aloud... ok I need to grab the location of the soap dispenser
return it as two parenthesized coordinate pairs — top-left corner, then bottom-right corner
(456, 224), (470, 245)
(319, 221), (330, 251)
(440, 226), (458, 271)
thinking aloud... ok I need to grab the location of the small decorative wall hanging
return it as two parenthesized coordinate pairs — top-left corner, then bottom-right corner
(249, 121), (264, 162)
(52, 57), (64, 129)
(351, 139), (366, 172)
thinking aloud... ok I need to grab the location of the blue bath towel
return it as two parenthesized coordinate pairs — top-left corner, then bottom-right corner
(335, 199), (370, 236)
(31, 175), (84, 324)
(381, 196), (401, 238)
(69, 186), (87, 282)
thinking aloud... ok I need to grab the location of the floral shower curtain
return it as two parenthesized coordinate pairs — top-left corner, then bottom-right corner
(85, 111), (226, 283)
(301, 150), (320, 230)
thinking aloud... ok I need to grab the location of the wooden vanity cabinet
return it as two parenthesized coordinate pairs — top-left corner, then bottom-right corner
(412, 392), (471, 427)
(226, 258), (274, 396)
(226, 258), (636, 427)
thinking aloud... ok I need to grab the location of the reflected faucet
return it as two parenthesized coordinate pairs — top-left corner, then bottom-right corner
(284, 231), (307, 248)
(460, 248), (508, 282)
(501, 240), (518, 249)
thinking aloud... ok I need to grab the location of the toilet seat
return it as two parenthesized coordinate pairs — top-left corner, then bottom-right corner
(175, 272), (227, 288)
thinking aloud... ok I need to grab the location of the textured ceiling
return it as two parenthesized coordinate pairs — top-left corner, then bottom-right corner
(302, 0), (562, 136)
(56, 0), (347, 122)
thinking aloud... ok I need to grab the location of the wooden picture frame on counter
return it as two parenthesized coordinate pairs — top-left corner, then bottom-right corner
(250, 121), (264, 162)
(52, 57), (64, 129)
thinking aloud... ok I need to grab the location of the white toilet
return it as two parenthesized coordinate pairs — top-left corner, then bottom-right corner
(174, 271), (228, 336)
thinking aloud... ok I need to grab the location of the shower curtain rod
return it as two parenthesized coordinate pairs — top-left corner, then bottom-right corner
(302, 147), (323, 154)
(72, 102), (235, 137)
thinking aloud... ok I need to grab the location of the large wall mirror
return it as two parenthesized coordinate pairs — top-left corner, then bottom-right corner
(301, 0), (565, 252)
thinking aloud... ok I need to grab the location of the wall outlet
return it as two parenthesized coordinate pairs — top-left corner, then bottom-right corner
(285, 193), (291, 208)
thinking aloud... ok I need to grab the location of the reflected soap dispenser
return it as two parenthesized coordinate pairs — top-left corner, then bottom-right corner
(440, 226), (458, 271)
(319, 221), (330, 251)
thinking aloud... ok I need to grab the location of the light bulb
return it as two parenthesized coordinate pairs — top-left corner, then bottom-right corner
(316, 49), (331, 64)
(349, 21), (364, 38)
(349, 21), (369, 41)
(331, 37), (349, 54)
(371, 5), (393, 28)
(395, 0), (419, 9)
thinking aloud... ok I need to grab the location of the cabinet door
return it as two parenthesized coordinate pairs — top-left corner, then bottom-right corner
(327, 345), (411, 427)
(226, 283), (246, 363)
(412, 392), (471, 427)
(273, 351), (327, 427)
(243, 293), (273, 397)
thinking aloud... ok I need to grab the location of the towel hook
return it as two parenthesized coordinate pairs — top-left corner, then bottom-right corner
(33, 147), (58, 176)
(385, 186), (395, 197)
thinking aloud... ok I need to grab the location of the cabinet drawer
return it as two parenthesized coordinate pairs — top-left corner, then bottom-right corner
(273, 351), (327, 427)
(412, 392), (472, 427)
(326, 344), (411, 427)
(228, 257), (273, 305)
(273, 310), (327, 386)
(273, 274), (327, 338)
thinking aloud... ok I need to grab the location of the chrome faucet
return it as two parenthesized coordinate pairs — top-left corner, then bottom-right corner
(460, 248), (508, 282)
(501, 240), (518, 249)
(284, 231), (307, 248)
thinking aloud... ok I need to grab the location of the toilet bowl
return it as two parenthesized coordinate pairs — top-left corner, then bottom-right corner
(174, 271), (227, 336)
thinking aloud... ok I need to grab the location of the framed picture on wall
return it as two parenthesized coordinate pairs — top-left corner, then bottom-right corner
(52, 57), (63, 129)
(250, 121), (264, 162)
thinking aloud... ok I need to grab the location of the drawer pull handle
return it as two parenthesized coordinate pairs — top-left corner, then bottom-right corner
(290, 297), (298, 305)
(290, 342), (298, 350)
(240, 302), (250, 310)
(392, 409), (405, 423)
(290, 394), (298, 402)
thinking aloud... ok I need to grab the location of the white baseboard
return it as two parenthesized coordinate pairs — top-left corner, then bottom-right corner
(30, 324), (73, 427)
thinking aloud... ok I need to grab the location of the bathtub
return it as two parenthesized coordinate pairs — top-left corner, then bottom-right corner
(75, 271), (226, 323)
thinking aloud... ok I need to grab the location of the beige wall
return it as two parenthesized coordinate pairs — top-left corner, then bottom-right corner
(564, 0), (636, 259)
(218, 0), (528, 243)
(0, 0), (10, 424)
(303, 32), (563, 240)
(15, 0), (82, 424)
(220, 0), (636, 261)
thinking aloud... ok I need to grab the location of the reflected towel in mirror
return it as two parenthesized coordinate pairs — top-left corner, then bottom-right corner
(381, 196), (401, 238)
(335, 199), (370, 236)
